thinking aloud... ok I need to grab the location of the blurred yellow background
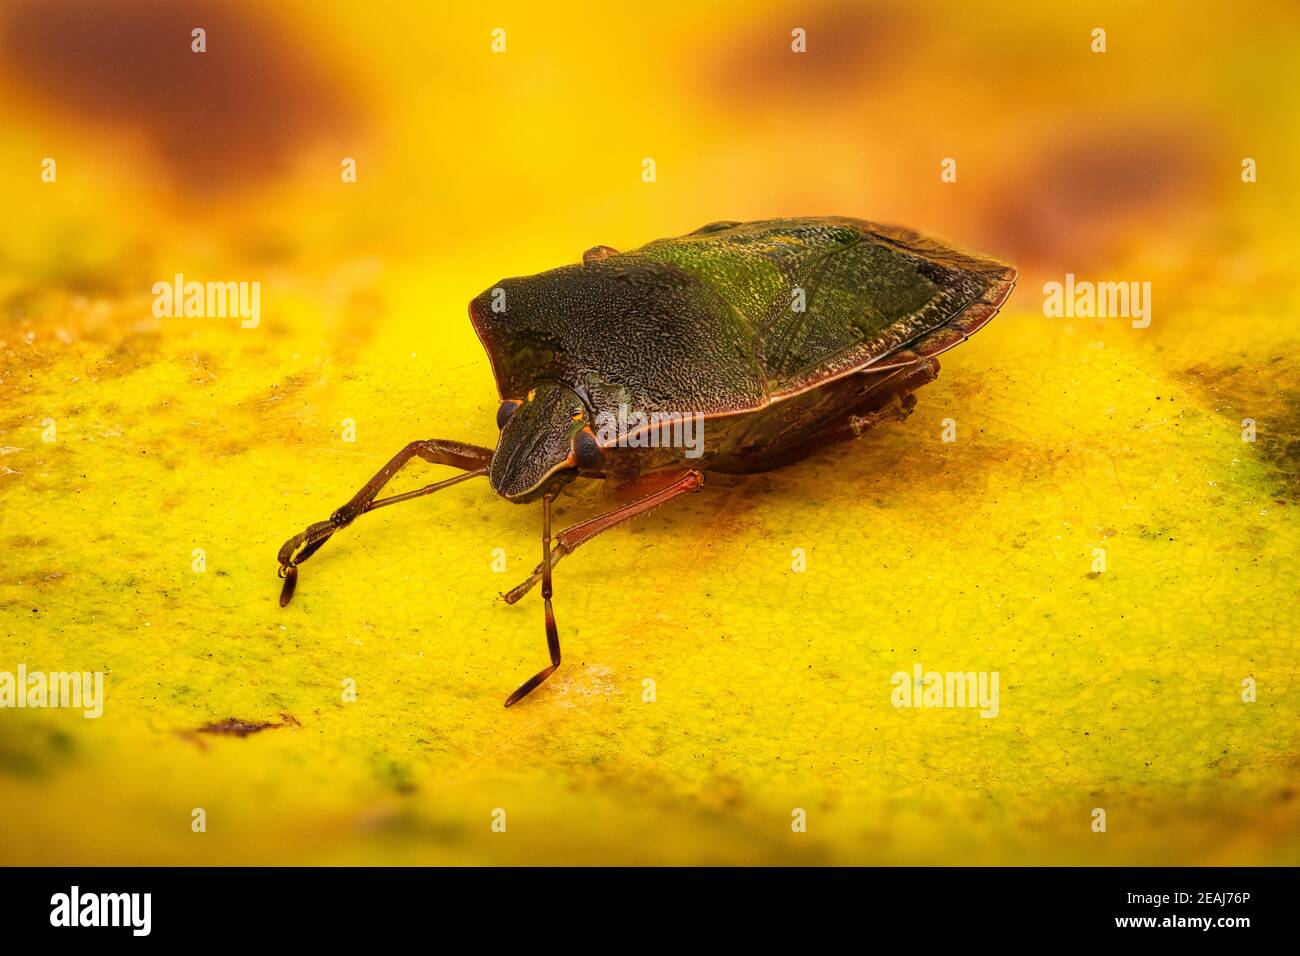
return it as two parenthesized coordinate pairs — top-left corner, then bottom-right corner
(0, 0), (1297, 864)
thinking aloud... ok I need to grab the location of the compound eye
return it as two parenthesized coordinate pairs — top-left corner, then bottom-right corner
(573, 428), (604, 471)
(496, 400), (521, 430)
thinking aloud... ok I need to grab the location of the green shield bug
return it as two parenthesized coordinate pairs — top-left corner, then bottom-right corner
(276, 217), (1016, 706)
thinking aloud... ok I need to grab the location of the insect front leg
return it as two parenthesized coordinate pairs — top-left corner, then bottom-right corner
(276, 438), (493, 605)
(502, 468), (704, 605)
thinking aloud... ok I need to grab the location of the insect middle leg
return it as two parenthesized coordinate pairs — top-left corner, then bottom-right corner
(793, 357), (939, 452)
(502, 468), (704, 605)
(277, 438), (493, 605)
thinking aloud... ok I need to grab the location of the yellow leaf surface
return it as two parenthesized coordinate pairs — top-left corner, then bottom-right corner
(1, 0), (1297, 865)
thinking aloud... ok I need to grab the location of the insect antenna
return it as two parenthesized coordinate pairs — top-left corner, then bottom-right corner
(362, 468), (486, 514)
(504, 493), (562, 706)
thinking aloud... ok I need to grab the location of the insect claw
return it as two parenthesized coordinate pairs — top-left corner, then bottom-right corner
(501, 573), (537, 605)
(279, 564), (298, 606)
(274, 520), (337, 606)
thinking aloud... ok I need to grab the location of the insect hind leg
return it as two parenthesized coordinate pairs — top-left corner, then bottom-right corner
(749, 356), (938, 465)
(845, 356), (939, 438)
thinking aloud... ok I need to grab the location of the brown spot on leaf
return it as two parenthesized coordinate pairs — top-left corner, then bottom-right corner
(708, 5), (917, 100)
(0, 0), (362, 198)
(1184, 357), (1300, 500)
(179, 713), (300, 749)
(983, 118), (1213, 273)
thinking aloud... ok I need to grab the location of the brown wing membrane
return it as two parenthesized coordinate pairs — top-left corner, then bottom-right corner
(773, 261), (1017, 396)
(756, 219), (1016, 399)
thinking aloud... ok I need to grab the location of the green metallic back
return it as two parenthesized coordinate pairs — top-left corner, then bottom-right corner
(469, 217), (1014, 421)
